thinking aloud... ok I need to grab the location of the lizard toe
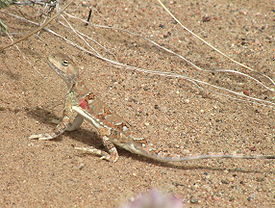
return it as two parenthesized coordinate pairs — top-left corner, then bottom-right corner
(29, 133), (54, 140)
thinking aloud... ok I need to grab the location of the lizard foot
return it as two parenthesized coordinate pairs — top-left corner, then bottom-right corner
(75, 146), (118, 162)
(29, 133), (56, 141)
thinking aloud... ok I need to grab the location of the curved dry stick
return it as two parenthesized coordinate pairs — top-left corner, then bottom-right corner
(157, 0), (275, 89)
(4, 11), (274, 107)
(64, 12), (274, 93)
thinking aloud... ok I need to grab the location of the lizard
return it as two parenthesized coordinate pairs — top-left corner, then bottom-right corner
(29, 53), (275, 163)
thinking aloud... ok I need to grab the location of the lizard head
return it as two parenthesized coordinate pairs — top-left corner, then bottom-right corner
(48, 53), (79, 89)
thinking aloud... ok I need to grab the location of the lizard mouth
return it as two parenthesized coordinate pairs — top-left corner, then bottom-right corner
(47, 59), (76, 87)
(48, 60), (66, 78)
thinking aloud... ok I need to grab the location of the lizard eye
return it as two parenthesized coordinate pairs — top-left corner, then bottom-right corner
(62, 60), (69, 66)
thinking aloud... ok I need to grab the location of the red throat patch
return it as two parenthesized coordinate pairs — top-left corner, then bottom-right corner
(79, 99), (89, 109)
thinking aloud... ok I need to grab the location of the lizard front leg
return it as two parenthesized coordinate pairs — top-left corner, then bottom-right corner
(29, 115), (72, 140)
(29, 108), (81, 140)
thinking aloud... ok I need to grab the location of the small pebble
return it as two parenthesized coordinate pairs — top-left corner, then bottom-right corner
(190, 198), (199, 204)
(77, 163), (85, 170)
(243, 90), (250, 96)
(221, 179), (230, 184)
(256, 177), (265, 182)
(224, 170), (229, 174)
(81, 1), (90, 7)
(154, 104), (160, 110)
(228, 177), (235, 182)
(202, 15), (211, 22)
(247, 196), (255, 201)
(184, 99), (190, 104)
(159, 24), (165, 28)
(163, 31), (172, 38)
(229, 196), (235, 202)
(182, 149), (190, 154)
(239, 9), (248, 15)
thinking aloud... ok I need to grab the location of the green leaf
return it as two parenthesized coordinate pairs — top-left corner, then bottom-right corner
(0, 19), (7, 33)
(0, 0), (13, 9)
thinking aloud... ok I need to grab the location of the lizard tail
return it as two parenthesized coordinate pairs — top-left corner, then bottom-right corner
(126, 143), (275, 162)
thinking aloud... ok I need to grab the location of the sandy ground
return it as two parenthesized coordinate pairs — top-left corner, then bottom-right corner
(0, 0), (274, 207)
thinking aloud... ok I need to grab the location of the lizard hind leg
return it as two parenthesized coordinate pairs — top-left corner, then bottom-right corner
(75, 136), (119, 162)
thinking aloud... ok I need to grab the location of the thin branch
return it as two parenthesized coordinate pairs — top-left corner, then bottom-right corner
(58, 15), (117, 59)
(156, 0), (275, 88)
(0, 0), (74, 51)
(3, 11), (274, 107)
(64, 12), (274, 92)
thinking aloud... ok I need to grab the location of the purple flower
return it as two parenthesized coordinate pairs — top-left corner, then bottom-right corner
(120, 189), (184, 208)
